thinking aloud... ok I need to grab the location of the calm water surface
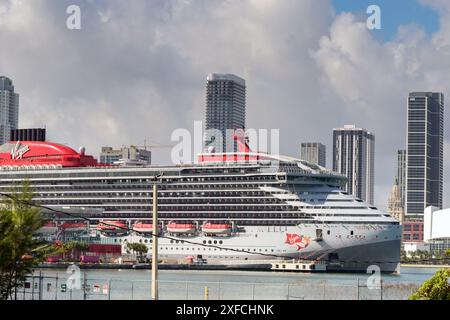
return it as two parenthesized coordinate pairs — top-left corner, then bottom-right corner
(26, 266), (443, 300)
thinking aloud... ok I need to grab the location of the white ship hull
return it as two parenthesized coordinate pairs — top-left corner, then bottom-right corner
(106, 223), (401, 272)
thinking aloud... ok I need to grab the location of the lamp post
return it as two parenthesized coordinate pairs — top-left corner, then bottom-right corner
(151, 182), (159, 300)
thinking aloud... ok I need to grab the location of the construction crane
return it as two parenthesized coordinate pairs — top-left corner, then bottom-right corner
(126, 140), (175, 151)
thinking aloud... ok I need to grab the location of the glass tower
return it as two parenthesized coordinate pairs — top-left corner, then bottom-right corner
(406, 92), (444, 217)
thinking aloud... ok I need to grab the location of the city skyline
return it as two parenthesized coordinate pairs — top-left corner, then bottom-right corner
(1, 0), (449, 210)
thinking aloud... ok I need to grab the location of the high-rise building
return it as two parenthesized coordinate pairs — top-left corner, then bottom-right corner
(205, 73), (246, 152)
(388, 181), (405, 223)
(396, 149), (407, 208)
(100, 145), (151, 166)
(406, 92), (444, 217)
(333, 125), (375, 204)
(300, 142), (326, 167)
(11, 128), (46, 142)
(0, 76), (19, 145)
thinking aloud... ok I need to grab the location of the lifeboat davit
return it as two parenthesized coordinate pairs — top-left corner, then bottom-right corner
(132, 222), (161, 234)
(96, 221), (129, 236)
(60, 222), (88, 232)
(167, 222), (196, 235)
(202, 222), (232, 235)
(37, 221), (58, 234)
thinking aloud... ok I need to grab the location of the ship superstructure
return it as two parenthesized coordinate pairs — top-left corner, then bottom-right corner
(0, 139), (402, 272)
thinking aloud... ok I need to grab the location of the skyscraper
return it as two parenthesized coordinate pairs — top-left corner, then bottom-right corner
(205, 74), (246, 152)
(0, 76), (19, 145)
(300, 142), (326, 167)
(406, 92), (444, 217)
(333, 125), (375, 204)
(396, 149), (407, 208)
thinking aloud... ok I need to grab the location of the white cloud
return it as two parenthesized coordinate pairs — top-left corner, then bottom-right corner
(0, 0), (448, 208)
(311, 3), (450, 208)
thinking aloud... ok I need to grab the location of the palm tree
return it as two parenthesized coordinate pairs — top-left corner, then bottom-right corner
(126, 243), (148, 263)
(0, 182), (56, 300)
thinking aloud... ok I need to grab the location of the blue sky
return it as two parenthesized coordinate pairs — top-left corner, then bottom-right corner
(332, 0), (440, 41)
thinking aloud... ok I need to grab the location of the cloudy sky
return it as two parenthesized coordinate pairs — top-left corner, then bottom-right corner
(0, 0), (449, 209)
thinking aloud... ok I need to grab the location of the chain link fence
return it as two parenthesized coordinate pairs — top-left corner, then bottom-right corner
(13, 272), (420, 300)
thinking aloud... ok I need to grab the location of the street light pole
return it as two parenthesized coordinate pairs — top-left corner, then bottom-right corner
(151, 183), (159, 300)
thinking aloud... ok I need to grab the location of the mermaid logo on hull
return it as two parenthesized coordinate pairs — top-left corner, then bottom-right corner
(285, 233), (311, 251)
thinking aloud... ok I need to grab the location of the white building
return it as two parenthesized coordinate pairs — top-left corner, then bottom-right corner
(403, 242), (430, 257)
(100, 145), (151, 166)
(424, 206), (450, 254)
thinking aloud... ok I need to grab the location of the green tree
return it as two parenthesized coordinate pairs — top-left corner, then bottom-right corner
(0, 183), (57, 300)
(126, 242), (148, 262)
(443, 250), (450, 265)
(409, 269), (450, 300)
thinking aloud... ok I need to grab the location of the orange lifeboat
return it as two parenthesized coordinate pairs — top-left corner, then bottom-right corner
(167, 222), (196, 235)
(37, 221), (58, 234)
(60, 222), (88, 232)
(96, 221), (129, 236)
(202, 222), (232, 235)
(132, 222), (161, 234)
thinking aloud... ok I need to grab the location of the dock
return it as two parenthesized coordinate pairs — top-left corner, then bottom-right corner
(38, 259), (327, 272)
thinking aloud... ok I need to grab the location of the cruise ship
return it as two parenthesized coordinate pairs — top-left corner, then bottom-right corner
(0, 138), (402, 272)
